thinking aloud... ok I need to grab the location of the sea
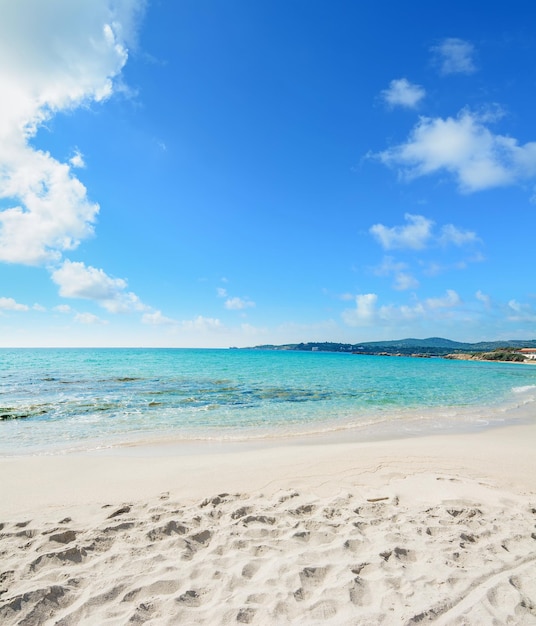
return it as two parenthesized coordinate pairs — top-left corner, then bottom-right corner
(1, 348), (535, 456)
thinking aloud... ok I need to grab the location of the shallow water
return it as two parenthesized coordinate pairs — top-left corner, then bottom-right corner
(0, 348), (535, 455)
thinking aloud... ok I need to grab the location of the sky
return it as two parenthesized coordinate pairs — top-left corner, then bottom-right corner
(1, 0), (535, 347)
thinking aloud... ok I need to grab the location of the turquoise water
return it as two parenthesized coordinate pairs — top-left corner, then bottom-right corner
(1, 348), (535, 455)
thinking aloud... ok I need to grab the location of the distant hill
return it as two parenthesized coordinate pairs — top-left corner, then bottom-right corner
(246, 338), (536, 356)
(353, 337), (467, 349)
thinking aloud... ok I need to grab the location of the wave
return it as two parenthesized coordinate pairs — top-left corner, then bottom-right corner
(512, 384), (536, 394)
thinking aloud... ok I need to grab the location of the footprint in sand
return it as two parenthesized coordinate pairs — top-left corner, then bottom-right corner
(0, 585), (72, 625)
(29, 546), (88, 573)
(294, 566), (330, 601)
(146, 520), (188, 541)
(236, 606), (256, 623)
(48, 530), (78, 544)
(176, 588), (206, 607)
(349, 576), (371, 606)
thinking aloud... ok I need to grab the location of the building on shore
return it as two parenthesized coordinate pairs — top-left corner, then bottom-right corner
(518, 348), (536, 360)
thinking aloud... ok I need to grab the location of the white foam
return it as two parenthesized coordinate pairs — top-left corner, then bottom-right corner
(512, 384), (536, 394)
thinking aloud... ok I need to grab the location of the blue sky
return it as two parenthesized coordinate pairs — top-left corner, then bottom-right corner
(1, 0), (535, 347)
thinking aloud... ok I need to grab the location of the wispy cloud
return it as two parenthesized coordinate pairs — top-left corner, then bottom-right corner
(507, 299), (536, 322)
(475, 290), (491, 307)
(342, 289), (462, 327)
(342, 290), (536, 338)
(0, 296), (29, 312)
(381, 78), (425, 109)
(370, 214), (434, 250)
(75, 312), (108, 325)
(373, 257), (408, 275)
(419, 252), (485, 277)
(431, 38), (476, 75)
(373, 256), (419, 291)
(142, 310), (178, 326)
(224, 297), (256, 311)
(54, 304), (72, 314)
(439, 224), (480, 247)
(181, 316), (224, 332)
(217, 286), (255, 311)
(369, 215), (481, 289)
(426, 289), (461, 309)
(373, 110), (536, 193)
(393, 272), (419, 291)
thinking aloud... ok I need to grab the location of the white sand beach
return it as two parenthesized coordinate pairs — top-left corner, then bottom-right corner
(1, 424), (536, 625)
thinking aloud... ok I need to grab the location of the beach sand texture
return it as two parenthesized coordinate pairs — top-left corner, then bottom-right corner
(1, 425), (536, 625)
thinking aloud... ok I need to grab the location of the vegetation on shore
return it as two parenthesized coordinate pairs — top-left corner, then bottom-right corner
(445, 347), (528, 362)
(245, 338), (536, 360)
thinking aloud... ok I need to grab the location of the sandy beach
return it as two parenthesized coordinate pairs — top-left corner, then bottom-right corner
(2, 424), (536, 625)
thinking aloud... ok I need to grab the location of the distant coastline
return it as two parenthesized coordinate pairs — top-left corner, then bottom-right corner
(242, 337), (536, 361)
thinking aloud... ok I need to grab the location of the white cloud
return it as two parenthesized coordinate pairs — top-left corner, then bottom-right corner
(342, 289), (462, 327)
(370, 214), (433, 250)
(142, 310), (178, 326)
(381, 78), (425, 109)
(0, 0), (138, 134)
(218, 285), (255, 310)
(476, 290), (491, 307)
(373, 256), (419, 291)
(52, 260), (126, 299)
(75, 312), (108, 325)
(373, 256), (408, 275)
(51, 259), (147, 313)
(0, 146), (99, 265)
(69, 150), (85, 169)
(239, 322), (268, 338)
(0, 0), (144, 266)
(341, 293), (378, 326)
(508, 299), (522, 313)
(54, 304), (72, 314)
(425, 289), (461, 309)
(379, 302), (426, 322)
(0, 296), (29, 311)
(432, 38), (476, 75)
(225, 297), (255, 311)
(393, 272), (419, 291)
(507, 299), (536, 322)
(369, 217), (481, 290)
(440, 224), (479, 246)
(421, 262), (442, 277)
(375, 110), (536, 193)
(32, 303), (46, 312)
(217, 286), (255, 311)
(419, 250), (484, 277)
(181, 316), (224, 332)
(371, 216), (479, 252)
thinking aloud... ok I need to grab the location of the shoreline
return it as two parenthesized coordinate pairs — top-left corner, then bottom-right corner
(2, 385), (535, 458)
(2, 422), (536, 624)
(2, 421), (535, 516)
